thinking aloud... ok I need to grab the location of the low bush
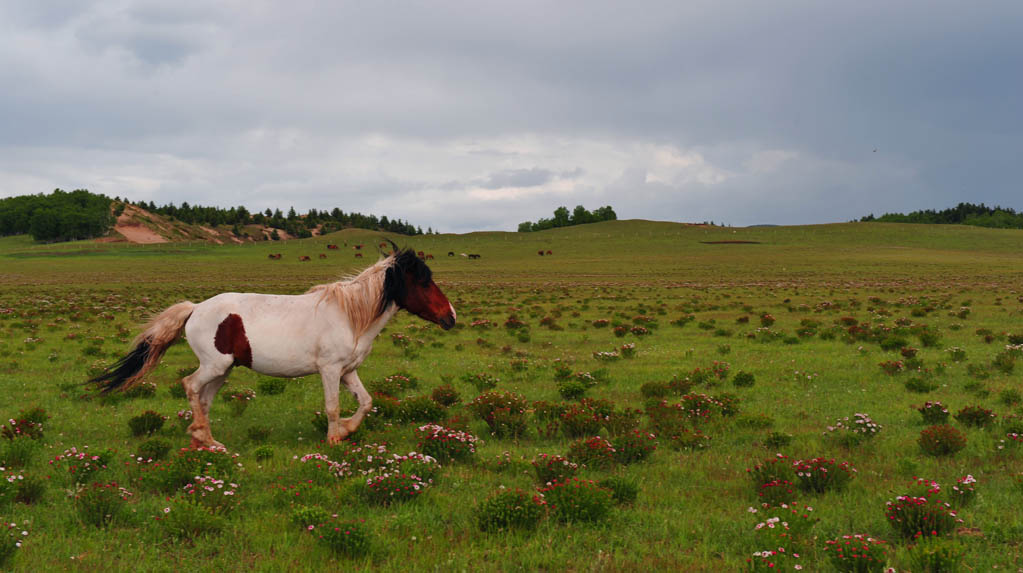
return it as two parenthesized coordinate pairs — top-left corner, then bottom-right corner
(918, 425), (967, 456)
(414, 424), (479, 463)
(566, 436), (617, 470)
(128, 411), (166, 437)
(74, 481), (132, 528)
(532, 454), (579, 485)
(537, 478), (613, 523)
(474, 488), (545, 532)
(954, 405), (996, 428)
(792, 457), (856, 493)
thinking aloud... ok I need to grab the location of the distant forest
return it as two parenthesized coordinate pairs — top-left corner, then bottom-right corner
(518, 205), (617, 232)
(0, 189), (429, 242)
(861, 203), (1023, 229)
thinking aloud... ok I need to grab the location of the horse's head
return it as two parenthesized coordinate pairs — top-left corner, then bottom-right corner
(383, 246), (456, 330)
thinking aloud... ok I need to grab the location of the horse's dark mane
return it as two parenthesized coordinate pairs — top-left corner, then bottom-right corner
(381, 246), (433, 313)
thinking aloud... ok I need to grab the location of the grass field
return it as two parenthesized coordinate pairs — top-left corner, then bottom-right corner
(1, 220), (1023, 571)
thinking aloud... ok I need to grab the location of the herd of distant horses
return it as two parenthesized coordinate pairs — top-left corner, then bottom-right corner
(265, 242), (553, 262)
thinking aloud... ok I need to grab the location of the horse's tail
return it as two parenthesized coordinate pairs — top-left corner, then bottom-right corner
(89, 301), (196, 393)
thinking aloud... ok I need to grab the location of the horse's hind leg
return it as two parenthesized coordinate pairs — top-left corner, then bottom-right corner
(182, 366), (230, 449)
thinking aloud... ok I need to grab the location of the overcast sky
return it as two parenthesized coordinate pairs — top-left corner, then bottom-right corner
(1, 1), (1020, 232)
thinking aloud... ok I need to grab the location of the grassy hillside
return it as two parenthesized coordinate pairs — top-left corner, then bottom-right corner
(1, 221), (1022, 570)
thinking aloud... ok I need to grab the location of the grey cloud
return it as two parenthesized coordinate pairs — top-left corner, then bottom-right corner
(0, 0), (1021, 232)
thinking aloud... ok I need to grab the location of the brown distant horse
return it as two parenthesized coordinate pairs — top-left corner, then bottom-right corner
(267, 253), (282, 260)
(327, 244), (339, 250)
(319, 254), (327, 259)
(299, 256), (311, 262)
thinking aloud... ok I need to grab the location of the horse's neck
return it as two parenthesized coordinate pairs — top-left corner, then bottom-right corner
(356, 303), (400, 346)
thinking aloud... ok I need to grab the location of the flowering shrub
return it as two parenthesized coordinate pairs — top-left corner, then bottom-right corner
(560, 404), (604, 438)
(823, 413), (883, 446)
(1, 418), (43, 441)
(74, 481), (133, 528)
(566, 436), (617, 470)
(754, 480), (797, 505)
(176, 409), (193, 430)
(884, 494), (961, 539)
(127, 410), (166, 437)
(949, 474), (977, 508)
(313, 518), (374, 557)
(180, 475), (241, 515)
(532, 454), (579, 485)
(461, 372), (499, 392)
(760, 313), (776, 327)
(792, 457), (856, 493)
(592, 350), (620, 362)
(0, 520), (28, 568)
(469, 392), (528, 438)
(227, 387), (255, 417)
(918, 425), (967, 456)
(537, 478), (613, 523)
(916, 401), (950, 424)
(748, 454), (794, 491)
(823, 534), (890, 572)
(611, 430), (657, 464)
(750, 501), (818, 539)
(954, 405), (996, 428)
(364, 472), (431, 505)
(879, 360), (904, 375)
(591, 319), (610, 328)
(0, 470), (24, 505)
(601, 408), (642, 437)
(474, 488), (545, 532)
(49, 446), (112, 486)
(620, 343), (637, 358)
(414, 424), (479, 463)
(430, 383), (461, 407)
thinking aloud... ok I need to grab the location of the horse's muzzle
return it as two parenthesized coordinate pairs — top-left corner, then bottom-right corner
(438, 313), (456, 330)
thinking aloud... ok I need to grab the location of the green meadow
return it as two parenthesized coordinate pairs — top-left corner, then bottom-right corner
(1, 220), (1023, 571)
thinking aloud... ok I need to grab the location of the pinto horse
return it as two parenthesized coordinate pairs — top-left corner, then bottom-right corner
(89, 247), (456, 449)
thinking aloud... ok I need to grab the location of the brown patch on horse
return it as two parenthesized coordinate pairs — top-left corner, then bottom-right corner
(214, 313), (253, 367)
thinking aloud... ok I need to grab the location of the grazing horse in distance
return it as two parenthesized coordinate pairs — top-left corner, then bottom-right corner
(267, 253), (282, 260)
(299, 255), (311, 261)
(537, 250), (544, 256)
(425, 254), (434, 260)
(546, 250), (553, 255)
(354, 244), (363, 250)
(355, 253), (363, 258)
(327, 244), (339, 250)
(319, 254), (327, 259)
(89, 246), (456, 449)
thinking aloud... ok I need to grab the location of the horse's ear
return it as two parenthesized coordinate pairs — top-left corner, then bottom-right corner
(379, 238), (399, 257)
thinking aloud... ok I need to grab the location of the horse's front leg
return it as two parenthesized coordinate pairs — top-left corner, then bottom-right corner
(339, 370), (373, 436)
(319, 364), (346, 444)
